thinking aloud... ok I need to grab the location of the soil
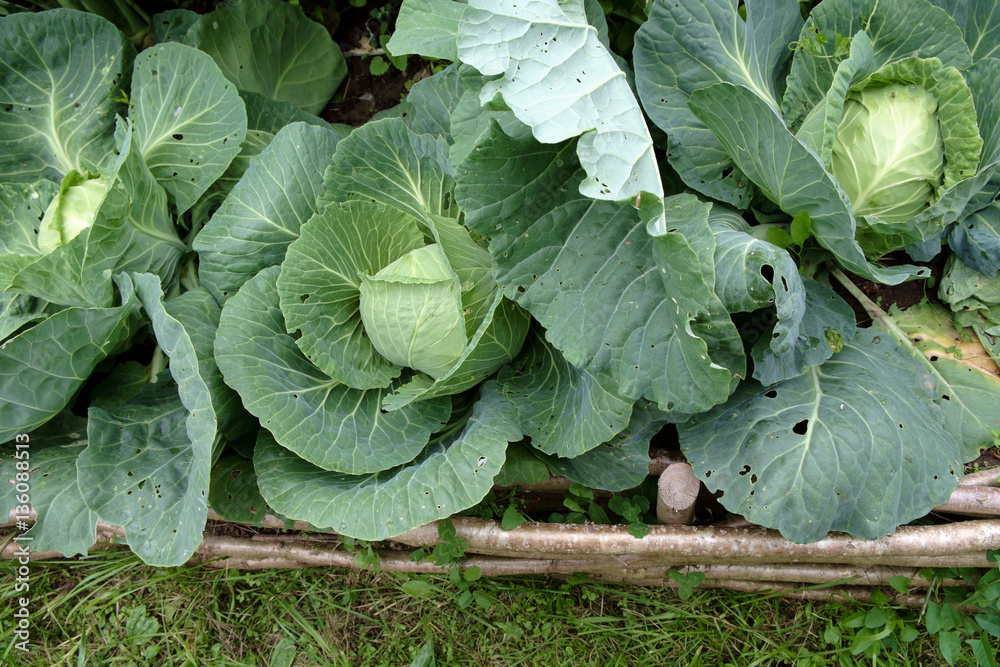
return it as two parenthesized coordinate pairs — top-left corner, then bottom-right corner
(832, 251), (949, 328)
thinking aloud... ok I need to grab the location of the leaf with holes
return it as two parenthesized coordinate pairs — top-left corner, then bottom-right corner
(130, 42), (246, 214)
(0, 413), (98, 556)
(77, 378), (210, 566)
(193, 122), (342, 304)
(679, 329), (961, 543)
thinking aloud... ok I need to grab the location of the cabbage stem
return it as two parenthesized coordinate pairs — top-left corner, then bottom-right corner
(148, 345), (165, 383)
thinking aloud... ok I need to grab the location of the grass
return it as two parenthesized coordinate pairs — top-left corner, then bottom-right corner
(0, 546), (974, 666)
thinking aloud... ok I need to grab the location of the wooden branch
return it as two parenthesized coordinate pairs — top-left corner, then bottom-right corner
(394, 516), (1000, 566)
(958, 467), (1000, 488)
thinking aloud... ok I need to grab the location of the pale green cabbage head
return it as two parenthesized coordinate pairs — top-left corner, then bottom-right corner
(38, 171), (108, 253)
(832, 83), (944, 223)
(358, 243), (474, 378)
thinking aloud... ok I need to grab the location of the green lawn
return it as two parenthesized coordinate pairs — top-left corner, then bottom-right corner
(0, 546), (975, 666)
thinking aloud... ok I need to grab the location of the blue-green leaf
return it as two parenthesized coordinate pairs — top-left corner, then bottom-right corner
(386, 0), (467, 61)
(130, 42), (246, 214)
(456, 125), (743, 413)
(0, 275), (138, 443)
(0, 413), (97, 556)
(185, 0), (347, 115)
(751, 278), (857, 385)
(497, 323), (632, 457)
(194, 122), (341, 303)
(710, 210), (806, 357)
(0, 10), (133, 181)
(634, 0), (803, 208)
(680, 329), (961, 543)
(78, 378), (209, 566)
(254, 380), (520, 540)
(531, 398), (666, 492)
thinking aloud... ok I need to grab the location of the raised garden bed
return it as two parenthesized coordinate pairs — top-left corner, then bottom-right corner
(3, 0), (1000, 623)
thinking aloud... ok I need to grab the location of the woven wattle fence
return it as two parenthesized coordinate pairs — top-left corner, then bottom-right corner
(5, 460), (999, 607)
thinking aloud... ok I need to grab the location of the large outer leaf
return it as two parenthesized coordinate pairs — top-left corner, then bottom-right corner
(78, 380), (208, 566)
(135, 274), (251, 446)
(781, 0), (971, 129)
(276, 202), (423, 390)
(679, 329), (961, 543)
(73, 277), (235, 566)
(131, 42), (247, 214)
(216, 266), (452, 475)
(254, 380), (520, 540)
(193, 122), (341, 303)
(322, 118), (458, 223)
(396, 64), (463, 140)
(0, 414), (98, 556)
(185, 0), (347, 115)
(927, 0), (1000, 63)
(386, 0), (467, 62)
(0, 275), (138, 443)
(497, 323), (632, 458)
(688, 82), (926, 285)
(455, 0), (664, 230)
(456, 124), (743, 414)
(633, 0), (802, 209)
(0, 10), (132, 181)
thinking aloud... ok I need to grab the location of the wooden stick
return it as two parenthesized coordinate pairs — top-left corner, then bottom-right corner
(656, 463), (700, 524)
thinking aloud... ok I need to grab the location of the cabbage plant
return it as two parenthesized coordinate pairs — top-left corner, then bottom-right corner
(387, 0), (1000, 544)
(0, 2), (349, 565)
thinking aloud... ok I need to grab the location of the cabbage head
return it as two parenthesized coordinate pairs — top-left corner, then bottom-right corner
(832, 83), (944, 223)
(37, 171), (109, 253)
(827, 58), (982, 227)
(359, 243), (472, 378)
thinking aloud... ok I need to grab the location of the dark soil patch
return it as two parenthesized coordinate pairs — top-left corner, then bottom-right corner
(323, 53), (431, 127)
(832, 252), (947, 328)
